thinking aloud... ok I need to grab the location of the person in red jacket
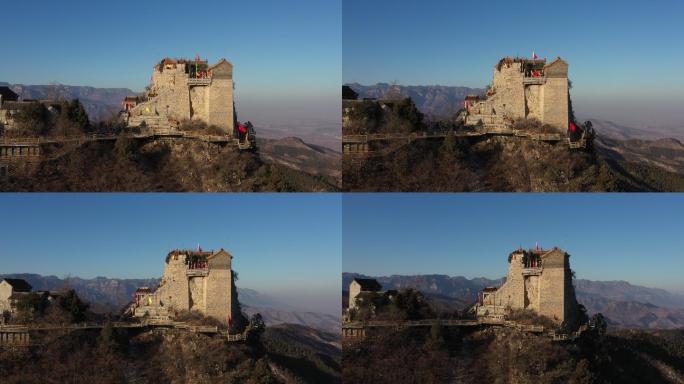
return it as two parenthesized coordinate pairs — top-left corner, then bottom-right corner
(238, 122), (247, 142)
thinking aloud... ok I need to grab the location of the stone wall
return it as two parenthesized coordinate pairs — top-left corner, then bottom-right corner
(0, 281), (12, 313)
(524, 84), (543, 121)
(205, 250), (234, 323)
(541, 77), (569, 130)
(349, 281), (362, 309)
(466, 57), (570, 131)
(158, 255), (191, 311)
(564, 265), (579, 328)
(189, 277), (205, 311)
(207, 60), (235, 132)
(524, 274), (540, 311)
(133, 249), (237, 324)
(126, 58), (235, 133)
(207, 78), (234, 131)
(481, 247), (578, 326)
(490, 63), (526, 119)
(539, 263), (565, 321)
(484, 251), (525, 308)
(0, 110), (17, 130)
(189, 86), (208, 122)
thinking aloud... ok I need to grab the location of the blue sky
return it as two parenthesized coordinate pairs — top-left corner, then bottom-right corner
(343, 0), (684, 127)
(1, 0), (341, 126)
(0, 194), (341, 315)
(343, 194), (684, 293)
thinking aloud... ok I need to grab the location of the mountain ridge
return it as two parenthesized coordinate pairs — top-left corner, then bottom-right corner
(346, 82), (484, 119)
(0, 273), (339, 332)
(1, 82), (341, 151)
(343, 272), (684, 328)
(2, 82), (137, 122)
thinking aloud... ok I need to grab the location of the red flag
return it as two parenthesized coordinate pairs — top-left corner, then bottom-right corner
(570, 122), (577, 132)
(532, 51), (538, 60)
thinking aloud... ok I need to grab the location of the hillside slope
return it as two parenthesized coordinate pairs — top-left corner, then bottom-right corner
(343, 134), (684, 191)
(343, 325), (684, 383)
(0, 324), (340, 384)
(1, 138), (338, 192)
(589, 118), (684, 143)
(259, 136), (341, 181)
(596, 136), (684, 175)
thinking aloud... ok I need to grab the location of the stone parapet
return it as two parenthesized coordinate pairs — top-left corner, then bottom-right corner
(522, 267), (543, 276)
(523, 76), (546, 85)
(188, 78), (212, 86)
(186, 268), (209, 277)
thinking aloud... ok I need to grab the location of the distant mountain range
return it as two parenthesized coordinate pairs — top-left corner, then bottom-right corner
(345, 82), (485, 119)
(0, 81), (136, 122)
(0, 273), (157, 313)
(343, 272), (684, 329)
(1, 82), (340, 151)
(346, 83), (684, 177)
(0, 273), (339, 332)
(346, 83), (683, 141)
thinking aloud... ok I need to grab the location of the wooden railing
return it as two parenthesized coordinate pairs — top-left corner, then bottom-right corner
(343, 126), (587, 156)
(0, 130), (238, 147)
(0, 321), (248, 343)
(522, 267), (543, 276)
(342, 317), (577, 341)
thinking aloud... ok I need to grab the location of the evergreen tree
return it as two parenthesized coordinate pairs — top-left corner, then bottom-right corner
(15, 103), (50, 135)
(393, 97), (424, 131)
(67, 99), (90, 132)
(246, 313), (266, 344)
(57, 289), (89, 323)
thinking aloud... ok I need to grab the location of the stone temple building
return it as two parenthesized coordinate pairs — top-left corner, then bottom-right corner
(476, 246), (579, 328)
(348, 278), (382, 310)
(124, 57), (235, 133)
(464, 56), (570, 131)
(132, 248), (240, 325)
(0, 278), (33, 315)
